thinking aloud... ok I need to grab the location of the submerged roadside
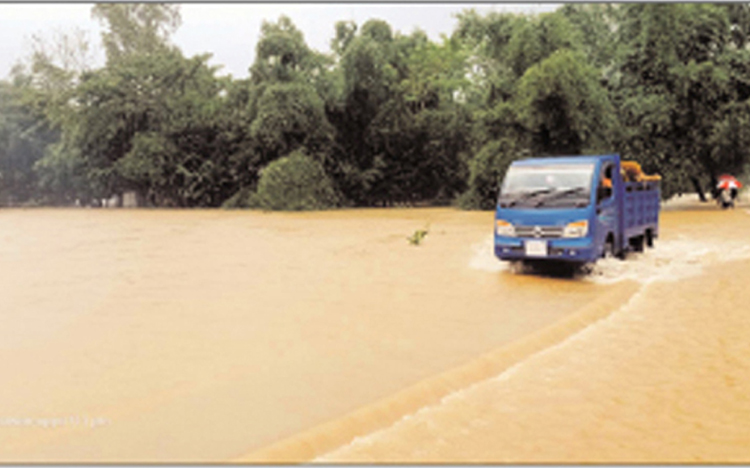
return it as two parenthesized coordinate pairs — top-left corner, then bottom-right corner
(319, 206), (750, 463)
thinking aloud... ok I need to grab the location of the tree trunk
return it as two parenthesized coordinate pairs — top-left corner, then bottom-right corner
(691, 176), (707, 202)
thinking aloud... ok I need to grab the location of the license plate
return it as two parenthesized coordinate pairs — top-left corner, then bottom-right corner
(525, 240), (548, 257)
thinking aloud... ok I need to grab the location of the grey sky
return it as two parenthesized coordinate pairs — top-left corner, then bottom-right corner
(0, 3), (561, 80)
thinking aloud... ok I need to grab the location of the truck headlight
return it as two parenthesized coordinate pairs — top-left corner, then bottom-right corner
(496, 219), (515, 237)
(563, 220), (588, 238)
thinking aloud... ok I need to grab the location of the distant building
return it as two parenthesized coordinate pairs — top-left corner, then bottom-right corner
(102, 191), (140, 208)
(122, 191), (139, 208)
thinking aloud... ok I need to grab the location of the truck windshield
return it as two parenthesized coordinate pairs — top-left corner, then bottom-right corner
(499, 163), (595, 208)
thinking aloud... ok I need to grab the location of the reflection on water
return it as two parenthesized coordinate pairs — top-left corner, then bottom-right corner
(320, 205), (750, 463)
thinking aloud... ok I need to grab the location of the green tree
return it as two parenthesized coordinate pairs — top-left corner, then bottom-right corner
(515, 49), (616, 155)
(1, 27), (96, 205)
(91, 3), (181, 62)
(364, 34), (472, 205)
(454, 8), (609, 208)
(456, 138), (526, 210)
(24, 4), (192, 206)
(54, 47), (243, 207)
(559, 4), (619, 69)
(324, 19), (401, 205)
(331, 20), (357, 57)
(723, 3), (750, 49)
(249, 15), (329, 85)
(249, 82), (334, 166)
(242, 15), (338, 205)
(250, 149), (340, 210)
(0, 80), (60, 205)
(614, 3), (749, 200)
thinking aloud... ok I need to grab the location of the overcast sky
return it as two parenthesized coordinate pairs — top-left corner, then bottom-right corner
(0, 3), (561, 80)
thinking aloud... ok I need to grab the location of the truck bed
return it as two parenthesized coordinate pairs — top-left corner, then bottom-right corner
(623, 181), (660, 240)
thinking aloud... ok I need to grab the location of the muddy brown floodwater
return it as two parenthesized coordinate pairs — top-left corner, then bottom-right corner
(319, 198), (750, 464)
(1, 198), (749, 462)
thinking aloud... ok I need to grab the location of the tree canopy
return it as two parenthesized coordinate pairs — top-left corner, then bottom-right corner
(2, 3), (749, 209)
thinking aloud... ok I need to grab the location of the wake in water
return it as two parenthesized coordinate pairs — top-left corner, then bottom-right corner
(469, 234), (750, 284)
(322, 232), (750, 462)
(315, 286), (649, 463)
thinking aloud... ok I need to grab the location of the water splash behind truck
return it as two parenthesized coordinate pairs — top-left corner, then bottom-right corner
(494, 154), (660, 264)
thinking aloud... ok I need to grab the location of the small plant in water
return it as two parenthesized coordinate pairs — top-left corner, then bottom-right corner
(407, 224), (430, 246)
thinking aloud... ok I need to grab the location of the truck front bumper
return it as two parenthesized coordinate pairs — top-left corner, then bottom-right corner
(494, 237), (598, 263)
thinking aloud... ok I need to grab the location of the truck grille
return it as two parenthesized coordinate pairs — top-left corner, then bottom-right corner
(514, 225), (564, 239)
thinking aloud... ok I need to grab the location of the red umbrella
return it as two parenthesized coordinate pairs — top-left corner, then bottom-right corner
(718, 180), (740, 189)
(717, 175), (742, 190)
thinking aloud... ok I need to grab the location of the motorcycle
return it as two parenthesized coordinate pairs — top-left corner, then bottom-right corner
(718, 187), (737, 209)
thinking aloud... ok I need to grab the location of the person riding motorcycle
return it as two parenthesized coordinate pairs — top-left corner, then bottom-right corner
(719, 187), (734, 209)
(716, 176), (741, 209)
(717, 185), (738, 209)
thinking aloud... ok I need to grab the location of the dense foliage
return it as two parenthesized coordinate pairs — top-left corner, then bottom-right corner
(245, 149), (340, 211)
(2, 3), (749, 209)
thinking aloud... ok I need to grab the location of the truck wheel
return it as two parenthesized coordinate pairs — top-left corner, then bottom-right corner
(631, 235), (645, 253)
(645, 230), (654, 248)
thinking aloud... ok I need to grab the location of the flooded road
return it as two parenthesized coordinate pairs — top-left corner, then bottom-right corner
(319, 199), (750, 463)
(0, 207), (613, 462)
(2, 199), (748, 463)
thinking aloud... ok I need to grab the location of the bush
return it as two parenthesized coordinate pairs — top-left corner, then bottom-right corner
(251, 150), (341, 211)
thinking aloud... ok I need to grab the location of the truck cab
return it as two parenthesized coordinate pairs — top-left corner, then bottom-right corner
(494, 154), (659, 265)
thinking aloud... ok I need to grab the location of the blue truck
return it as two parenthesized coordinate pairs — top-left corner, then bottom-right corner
(494, 154), (660, 265)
